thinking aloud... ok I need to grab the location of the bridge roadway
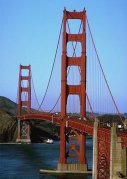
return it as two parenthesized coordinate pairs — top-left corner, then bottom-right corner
(18, 112), (127, 147)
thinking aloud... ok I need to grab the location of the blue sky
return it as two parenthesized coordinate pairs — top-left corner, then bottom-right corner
(0, 0), (126, 113)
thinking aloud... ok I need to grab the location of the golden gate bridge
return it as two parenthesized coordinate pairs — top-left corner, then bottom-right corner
(16, 9), (127, 179)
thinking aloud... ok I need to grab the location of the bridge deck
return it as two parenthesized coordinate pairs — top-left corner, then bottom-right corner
(18, 112), (127, 147)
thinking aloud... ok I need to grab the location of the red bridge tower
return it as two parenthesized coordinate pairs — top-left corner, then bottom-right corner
(16, 65), (31, 143)
(58, 9), (87, 171)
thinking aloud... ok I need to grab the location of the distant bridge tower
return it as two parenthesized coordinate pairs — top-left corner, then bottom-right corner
(58, 9), (87, 171)
(16, 65), (31, 143)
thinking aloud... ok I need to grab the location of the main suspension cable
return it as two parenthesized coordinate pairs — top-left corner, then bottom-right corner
(49, 94), (61, 113)
(38, 17), (64, 111)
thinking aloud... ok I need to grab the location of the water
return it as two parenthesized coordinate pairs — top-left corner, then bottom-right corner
(0, 140), (92, 179)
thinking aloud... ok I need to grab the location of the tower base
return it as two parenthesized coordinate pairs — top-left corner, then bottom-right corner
(57, 163), (87, 171)
(16, 138), (31, 143)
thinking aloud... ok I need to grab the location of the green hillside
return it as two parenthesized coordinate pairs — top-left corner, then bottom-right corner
(0, 96), (17, 142)
(0, 96), (59, 143)
(0, 96), (17, 116)
(0, 109), (17, 142)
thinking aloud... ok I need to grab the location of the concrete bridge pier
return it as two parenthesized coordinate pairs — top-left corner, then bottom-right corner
(16, 120), (31, 143)
(110, 124), (127, 179)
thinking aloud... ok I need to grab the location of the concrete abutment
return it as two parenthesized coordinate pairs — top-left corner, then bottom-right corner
(92, 121), (127, 179)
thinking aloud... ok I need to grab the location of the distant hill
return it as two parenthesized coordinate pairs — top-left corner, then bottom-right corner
(0, 96), (59, 143)
(0, 96), (17, 116)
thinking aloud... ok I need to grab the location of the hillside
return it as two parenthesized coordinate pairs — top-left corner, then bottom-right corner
(0, 96), (17, 116)
(0, 109), (17, 142)
(0, 96), (17, 142)
(0, 96), (59, 143)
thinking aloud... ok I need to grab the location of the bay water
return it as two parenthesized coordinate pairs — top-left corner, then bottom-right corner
(0, 140), (92, 179)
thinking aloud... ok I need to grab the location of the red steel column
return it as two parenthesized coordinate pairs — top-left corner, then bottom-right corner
(60, 9), (67, 164)
(59, 121), (66, 163)
(79, 9), (86, 164)
(79, 133), (86, 164)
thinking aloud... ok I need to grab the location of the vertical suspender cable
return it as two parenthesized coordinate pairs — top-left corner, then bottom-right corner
(86, 16), (123, 124)
(31, 74), (41, 110)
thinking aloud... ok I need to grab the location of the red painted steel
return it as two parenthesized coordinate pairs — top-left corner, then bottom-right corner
(18, 65), (31, 115)
(18, 113), (93, 134)
(18, 112), (127, 147)
(17, 65), (31, 142)
(97, 129), (110, 178)
(60, 8), (87, 165)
